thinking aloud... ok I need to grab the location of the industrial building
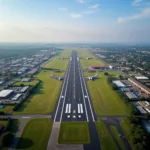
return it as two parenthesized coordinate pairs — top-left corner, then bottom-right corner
(0, 90), (14, 98)
(12, 94), (22, 101)
(112, 80), (126, 88)
(125, 92), (138, 99)
(20, 86), (29, 93)
(128, 78), (150, 95)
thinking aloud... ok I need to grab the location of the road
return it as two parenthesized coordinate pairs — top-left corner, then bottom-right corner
(52, 50), (101, 150)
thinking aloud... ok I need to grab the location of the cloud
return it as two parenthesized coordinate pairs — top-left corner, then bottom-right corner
(70, 13), (82, 18)
(89, 4), (99, 9)
(77, 0), (85, 4)
(132, 0), (142, 6)
(58, 7), (68, 11)
(117, 7), (150, 23)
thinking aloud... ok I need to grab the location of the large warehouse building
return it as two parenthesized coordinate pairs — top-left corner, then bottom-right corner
(0, 90), (14, 98)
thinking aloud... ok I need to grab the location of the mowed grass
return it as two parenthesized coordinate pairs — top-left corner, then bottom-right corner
(43, 50), (71, 70)
(86, 72), (131, 115)
(14, 79), (39, 86)
(110, 125), (126, 150)
(58, 122), (90, 144)
(14, 71), (62, 114)
(16, 118), (53, 150)
(0, 105), (14, 114)
(96, 119), (118, 150)
(78, 50), (105, 69)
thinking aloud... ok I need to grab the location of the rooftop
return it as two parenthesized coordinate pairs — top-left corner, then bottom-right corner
(0, 90), (13, 97)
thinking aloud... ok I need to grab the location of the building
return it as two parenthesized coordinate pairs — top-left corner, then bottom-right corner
(89, 65), (109, 70)
(20, 86), (29, 93)
(112, 80), (126, 88)
(135, 76), (149, 80)
(128, 78), (150, 95)
(21, 78), (31, 82)
(0, 90), (14, 98)
(12, 94), (22, 101)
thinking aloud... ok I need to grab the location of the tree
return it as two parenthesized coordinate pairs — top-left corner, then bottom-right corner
(0, 132), (13, 147)
(104, 72), (109, 76)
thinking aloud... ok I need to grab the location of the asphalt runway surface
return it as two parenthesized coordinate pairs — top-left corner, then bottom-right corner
(52, 50), (101, 150)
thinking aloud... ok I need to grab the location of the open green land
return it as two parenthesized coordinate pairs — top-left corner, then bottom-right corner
(14, 71), (62, 114)
(16, 118), (52, 150)
(58, 122), (90, 144)
(0, 105), (14, 114)
(43, 50), (71, 70)
(120, 119), (135, 150)
(78, 50), (105, 69)
(110, 125), (126, 150)
(85, 72), (131, 115)
(14, 79), (39, 86)
(0, 120), (8, 126)
(96, 119), (118, 150)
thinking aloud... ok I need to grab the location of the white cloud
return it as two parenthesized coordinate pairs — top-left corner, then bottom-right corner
(117, 7), (150, 23)
(70, 13), (82, 18)
(77, 0), (85, 4)
(58, 7), (68, 11)
(89, 4), (99, 9)
(132, 0), (142, 6)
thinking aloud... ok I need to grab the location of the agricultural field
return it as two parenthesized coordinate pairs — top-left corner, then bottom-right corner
(43, 50), (71, 70)
(16, 118), (52, 150)
(14, 71), (63, 114)
(78, 50), (105, 69)
(96, 119), (118, 150)
(14, 79), (39, 86)
(58, 122), (90, 144)
(85, 72), (131, 115)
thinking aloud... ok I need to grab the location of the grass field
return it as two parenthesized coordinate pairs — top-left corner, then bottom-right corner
(14, 79), (39, 86)
(0, 120), (8, 126)
(85, 72), (131, 115)
(110, 125), (126, 150)
(78, 50), (105, 69)
(43, 50), (71, 70)
(14, 71), (63, 114)
(96, 119), (118, 150)
(58, 122), (90, 144)
(120, 119), (135, 150)
(0, 105), (14, 114)
(16, 118), (52, 150)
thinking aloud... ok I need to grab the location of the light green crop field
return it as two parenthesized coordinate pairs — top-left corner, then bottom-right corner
(14, 79), (39, 86)
(43, 50), (71, 70)
(58, 122), (90, 144)
(96, 119), (118, 150)
(16, 118), (52, 150)
(78, 50), (105, 69)
(120, 119), (135, 150)
(110, 125), (126, 150)
(14, 71), (63, 114)
(85, 72), (131, 115)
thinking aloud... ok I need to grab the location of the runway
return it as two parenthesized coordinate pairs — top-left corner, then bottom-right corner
(52, 50), (101, 150)
(53, 50), (96, 122)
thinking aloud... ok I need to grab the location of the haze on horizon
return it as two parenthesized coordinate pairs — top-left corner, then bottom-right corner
(0, 0), (150, 43)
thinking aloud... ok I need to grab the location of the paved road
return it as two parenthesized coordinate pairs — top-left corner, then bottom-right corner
(52, 50), (101, 150)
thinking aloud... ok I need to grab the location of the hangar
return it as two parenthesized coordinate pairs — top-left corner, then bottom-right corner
(0, 90), (14, 98)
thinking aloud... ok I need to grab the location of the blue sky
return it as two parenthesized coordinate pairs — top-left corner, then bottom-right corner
(0, 0), (150, 43)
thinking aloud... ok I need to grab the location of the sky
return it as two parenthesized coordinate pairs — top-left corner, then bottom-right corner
(0, 0), (150, 43)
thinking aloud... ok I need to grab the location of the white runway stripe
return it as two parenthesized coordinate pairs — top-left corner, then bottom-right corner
(65, 104), (69, 113)
(68, 104), (71, 113)
(80, 104), (83, 114)
(78, 104), (80, 113)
